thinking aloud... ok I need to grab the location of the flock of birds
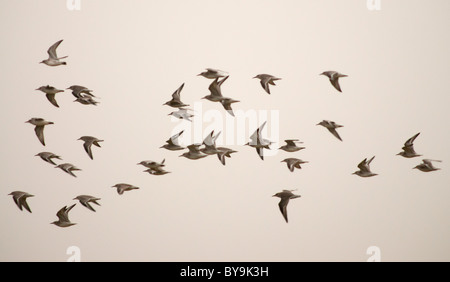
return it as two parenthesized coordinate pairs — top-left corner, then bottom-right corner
(8, 40), (443, 226)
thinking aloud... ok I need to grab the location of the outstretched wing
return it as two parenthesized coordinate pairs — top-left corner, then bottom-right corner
(47, 40), (63, 59)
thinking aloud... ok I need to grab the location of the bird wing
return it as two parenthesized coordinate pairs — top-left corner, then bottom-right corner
(82, 201), (96, 212)
(83, 141), (94, 160)
(278, 198), (290, 223)
(405, 132), (420, 146)
(19, 196), (32, 213)
(171, 83), (185, 100)
(45, 94), (59, 108)
(47, 40), (63, 59)
(357, 158), (370, 172)
(256, 147), (264, 160)
(285, 139), (299, 146)
(327, 127), (342, 141)
(35, 125), (46, 146)
(330, 77), (342, 92)
(260, 78), (271, 94)
(57, 204), (76, 222)
(250, 121), (267, 142)
(187, 144), (202, 153)
(203, 130), (215, 146)
(168, 130), (184, 146)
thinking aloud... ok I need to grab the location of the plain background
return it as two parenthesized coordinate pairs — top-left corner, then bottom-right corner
(0, 0), (449, 262)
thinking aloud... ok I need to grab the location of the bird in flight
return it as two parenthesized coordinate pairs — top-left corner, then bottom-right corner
(272, 189), (301, 223)
(253, 74), (281, 95)
(320, 71), (347, 92)
(40, 40), (68, 66)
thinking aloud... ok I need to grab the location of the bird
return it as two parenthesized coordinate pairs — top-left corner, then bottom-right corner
(202, 76), (229, 102)
(272, 190), (301, 223)
(168, 108), (194, 122)
(279, 139), (305, 152)
(397, 133), (422, 158)
(163, 83), (189, 108)
(320, 71), (348, 92)
(253, 74), (281, 94)
(201, 130), (222, 155)
(35, 152), (62, 165)
(179, 144), (208, 160)
(317, 120), (343, 141)
(78, 136), (103, 160)
(281, 158), (308, 172)
(35, 85), (64, 108)
(413, 159), (442, 172)
(73, 195), (101, 212)
(137, 159), (165, 170)
(216, 147), (238, 166)
(8, 191), (34, 213)
(220, 98), (240, 117)
(160, 130), (185, 151)
(55, 163), (81, 177)
(25, 118), (54, 146)
(245, 121), (273, 160)
(74, 96), (99, 106)
(50, 204), (77, 227)
(353, 156), (378, 177)
(112, 183), (139, 195)
(66, 85), (95, 98)
(197, 68), (228, 79)
(40, 40), (68, 66)
(144, 167), (171, 176)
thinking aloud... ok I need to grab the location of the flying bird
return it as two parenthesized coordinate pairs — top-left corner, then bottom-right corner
(51, 204), (77, 227)
(160, 130), (185, 151)
(25, 118), (54, 146)
(216, 147), (238, 166)
(73, 195), (101, 212)
(40, 40), (67, 66)
(8, 191), (34, 213)
(245, 121), (273, 160)
(179, 144), (208, 160)
(397, 133), (422, 158)
(168, 108), (194, 122)
(35, 152), (62, 165)
(78, 136), (103, 160)
(55, 163), (81, 177)
(197, 68), (228, 79)
(144, 167), (171, 176)
(253, 74), (281, 94)
(202, 76), (229, 102)
(163, 83), (189, 108)
(138, 159), (166, 170)
(320, 71), (348, 92)
(74, 96), (99, 106)
(201, 130), (222, 155)
(353, 156), (378, 177)
(413, 159), (442, 172)
(112, 183), (139, 195)
(281, 158), (308, 172)
(66, 85), (95, 98)
(279, 139), (305, 152)
(272, 190), (301, 223)
(317, 120), (343, 141)
(35, 85), (64, 107)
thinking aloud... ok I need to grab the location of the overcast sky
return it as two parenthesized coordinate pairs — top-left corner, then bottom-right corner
(1, 0), (449, 262)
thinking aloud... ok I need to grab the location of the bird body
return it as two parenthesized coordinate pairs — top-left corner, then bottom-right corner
(40, 40), (67, 66)
(279, 139), (305, 152)
(35, 152), (62, 165)
(281, 158), (308, 172)
(272, 190), (301, 223)
(320, 71), (347, 92)
(253, 74), (281, 94)
(51, 204), (76, 227)
(353, 156), (378, 177)
(55, 163), (81, 177)
(317, 120), (343, 141)
(73, 195), (101, 212)
(112, 183), (139, 195)
(26, 118), (54, 146)
(198, 68), (228, 79)
(8, 191), (34, 213)
(413, 159), (442, 172)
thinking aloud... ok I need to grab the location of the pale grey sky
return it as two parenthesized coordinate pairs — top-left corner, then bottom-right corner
(1, 0), (449, 262)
